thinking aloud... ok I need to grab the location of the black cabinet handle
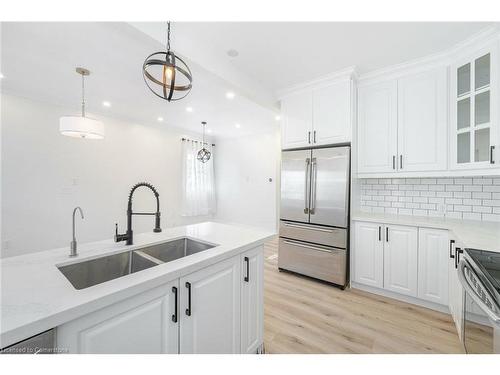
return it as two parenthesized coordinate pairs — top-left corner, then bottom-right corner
(313, 130), (316, 143)
(185, 282), (191, 316)
(400, 155), (403, 169)
(386, 227), (389, 242)
(171, 286), (178, 323)
(244, 256), (250, 282)
(308, 131), (311, 144)
(491, 145), (495, 164)
(392, 155), (396, 170)
(378, 226), (381, 241)
(455, 247), (463, 269)
(449, 239), (455, 259)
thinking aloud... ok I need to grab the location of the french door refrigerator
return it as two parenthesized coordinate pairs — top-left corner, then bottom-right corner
(279, 146), (350, 288)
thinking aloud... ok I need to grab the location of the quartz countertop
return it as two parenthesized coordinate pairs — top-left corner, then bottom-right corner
(0, 222), (276, 348)
(352, 211), (500, 252)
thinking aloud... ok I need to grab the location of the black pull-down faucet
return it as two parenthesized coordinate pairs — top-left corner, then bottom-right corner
(115, 182), (162, 245)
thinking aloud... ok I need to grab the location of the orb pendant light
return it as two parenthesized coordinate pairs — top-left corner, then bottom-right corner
(143, 21), (193, 102)
(197, 122), (211, 163)
(59, 68), (104, 139)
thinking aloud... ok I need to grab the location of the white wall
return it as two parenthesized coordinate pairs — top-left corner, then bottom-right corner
(215, 131), (280, 232)
(1, 94), (212, 258)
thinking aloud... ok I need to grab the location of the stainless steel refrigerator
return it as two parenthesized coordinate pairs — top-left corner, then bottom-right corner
(278, 146), (350, 288)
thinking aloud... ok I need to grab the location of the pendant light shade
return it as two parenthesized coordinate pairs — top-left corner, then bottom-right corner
(197, 121), (211, 163)
(143, 21), (193, 102)
(59, 67), (104, 139)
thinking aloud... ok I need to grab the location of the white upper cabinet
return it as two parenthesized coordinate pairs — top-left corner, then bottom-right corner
(383, 225), (418, 297)
(280, 74), (353, 150)
(397, 68), (448, 172)
(357, 81), (398, 174)
(281, 91), (313, 149)
(450, 43), (499, 170)
(312, 80), (352, 146)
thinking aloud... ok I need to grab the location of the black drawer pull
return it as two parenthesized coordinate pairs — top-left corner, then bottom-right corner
(378, 226), (381, 241)
(171, 286), (178, 323)
(185, 282), (192, 316)
(449, 239), (455, 259)
(244, 256), (250, 282)
(386, 227), (389, 242)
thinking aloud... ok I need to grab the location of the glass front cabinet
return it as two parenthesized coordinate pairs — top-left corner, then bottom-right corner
(451, 43), (499, 169)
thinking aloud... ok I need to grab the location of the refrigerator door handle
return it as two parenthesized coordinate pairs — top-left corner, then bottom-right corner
(310, 157), (317, 215)
(304, 158), (311, 214)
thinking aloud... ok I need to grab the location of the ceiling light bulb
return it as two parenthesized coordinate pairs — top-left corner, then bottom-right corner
(235, 123), (241, 128)
(186, 107), (193, 112)
(164, 66), (173, 80)
(225, 91), (235, 99)
(207, 129), (212, 134)
(157, 117), (164, 122)
(102, 101), (111, 107)
(275, 115), (281, 121)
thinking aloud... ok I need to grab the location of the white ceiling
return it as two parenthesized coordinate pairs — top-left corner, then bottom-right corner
(133, 22), (497, 94)
(0, 22), (278, 139)
(2, 22), (498, 140)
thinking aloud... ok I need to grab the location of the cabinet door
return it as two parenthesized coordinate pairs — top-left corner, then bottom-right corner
(353, 221), (384, 288)
(384, 225), (418, 297)
(357, 81), (398, 174)
(448, 240), (464, 341)
(240, 246), (264, 354)
(312, 80), (351, 145)
(417, 228), (449, 305)
(281, 91), (313, 149)
(397, 67), (448, 171)
(450, 44), (499, 169)
(57, 280), (179, 354)
(180, 256), (241, 354)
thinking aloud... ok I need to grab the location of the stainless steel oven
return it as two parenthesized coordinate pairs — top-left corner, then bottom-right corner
(458, 249), (500, 354)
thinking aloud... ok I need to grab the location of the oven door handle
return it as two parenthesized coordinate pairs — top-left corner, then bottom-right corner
(457, 260), (500, 324)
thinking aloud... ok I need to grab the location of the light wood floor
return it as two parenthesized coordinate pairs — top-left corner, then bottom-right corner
(263, 237), (464, 354)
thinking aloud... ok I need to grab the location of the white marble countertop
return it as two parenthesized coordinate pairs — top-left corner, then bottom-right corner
(0, 222), (276, 348)
(352, 211), (500, 252)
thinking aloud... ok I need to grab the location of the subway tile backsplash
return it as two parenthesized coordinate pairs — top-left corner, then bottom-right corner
(359, 177), (500, 222)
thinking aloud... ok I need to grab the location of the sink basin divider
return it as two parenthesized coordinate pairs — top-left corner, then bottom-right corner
(134, 250), (165, 266)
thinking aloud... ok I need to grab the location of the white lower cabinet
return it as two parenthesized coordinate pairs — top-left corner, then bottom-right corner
(383, 225), (418, 297)
(180, 256), (241, 354)
(448, 239), (464, 341)
(240, 246), (264, 354)
(353, 221), (384, 288)
(418, 228), (449, 305)
(353, 221), (449, 304)
(57, 280), (179, 354)
(57, 247), (264, 354)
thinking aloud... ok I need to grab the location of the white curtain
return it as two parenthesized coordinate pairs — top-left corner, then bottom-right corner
(181, 140), (216, 216)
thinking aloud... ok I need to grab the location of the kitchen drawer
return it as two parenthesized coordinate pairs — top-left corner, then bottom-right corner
(278, 238), (347, 285)
(279, 221), (346, 248)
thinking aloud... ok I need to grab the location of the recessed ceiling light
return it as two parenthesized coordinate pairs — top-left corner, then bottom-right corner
(235, 123), (241, 128)
(157, 117), (164, 122)
(225, 91), (235, 99)
(275, 115), (281, 121)
(227, 49), (239, 58)
(186, 106), (193, 112)
(102, 101), (111, 107)
(0, 73), (4, 79)
(207, 129), (212, 134)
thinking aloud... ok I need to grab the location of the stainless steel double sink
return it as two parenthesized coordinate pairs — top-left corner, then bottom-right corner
(57, 238), (216, 290)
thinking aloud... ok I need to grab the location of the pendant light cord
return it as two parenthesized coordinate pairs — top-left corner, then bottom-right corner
(81, 72), (86, 117)
(166, 21), (171, 52)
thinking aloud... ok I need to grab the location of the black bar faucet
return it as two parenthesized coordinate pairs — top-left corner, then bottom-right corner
(115, 182), (162, 245)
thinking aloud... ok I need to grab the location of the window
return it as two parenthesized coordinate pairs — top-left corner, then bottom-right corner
(180, 140), (216, 216)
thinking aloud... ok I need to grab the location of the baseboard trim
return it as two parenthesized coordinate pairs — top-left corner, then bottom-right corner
(351, 282), (451, 315)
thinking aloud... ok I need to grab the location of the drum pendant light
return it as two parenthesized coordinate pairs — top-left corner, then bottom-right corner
(142, 21), (193, 102)
(197, 122), (211, 163)
(59, 68), (104, 139)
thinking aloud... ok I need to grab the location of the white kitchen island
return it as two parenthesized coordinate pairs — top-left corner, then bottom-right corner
(0, 222), (275, 353)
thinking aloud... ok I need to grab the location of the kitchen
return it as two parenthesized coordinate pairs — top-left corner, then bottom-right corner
(1, 3), (500, 372)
